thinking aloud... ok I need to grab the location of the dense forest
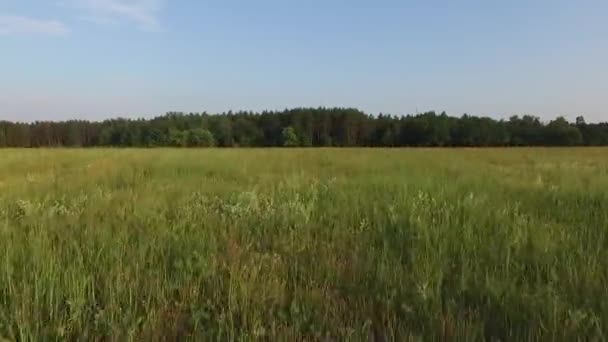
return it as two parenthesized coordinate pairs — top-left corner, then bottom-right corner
(1, 108), (607, 147)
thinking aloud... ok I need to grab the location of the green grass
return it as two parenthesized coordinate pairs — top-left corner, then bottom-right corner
(1, 148), (608, 341)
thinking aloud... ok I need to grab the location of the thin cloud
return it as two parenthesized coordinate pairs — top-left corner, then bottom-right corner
(71, 0), (164, 31)
(0, 15), (70, 36)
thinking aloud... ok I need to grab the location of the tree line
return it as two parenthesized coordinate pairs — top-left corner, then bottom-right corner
(1, 108), (607, 147)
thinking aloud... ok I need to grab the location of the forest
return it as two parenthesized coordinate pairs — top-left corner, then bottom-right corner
(1, 108), (607, 147)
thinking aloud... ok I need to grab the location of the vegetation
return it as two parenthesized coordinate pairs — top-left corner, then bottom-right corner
(282, 126), (299, 147)
(1, 108), (608, 147)
(1, 148), (607, 340)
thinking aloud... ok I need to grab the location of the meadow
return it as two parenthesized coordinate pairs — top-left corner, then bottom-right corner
(1, 148), (607, 341)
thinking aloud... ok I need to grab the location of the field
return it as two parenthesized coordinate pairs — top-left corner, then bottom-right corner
(1, 148), (608, 340)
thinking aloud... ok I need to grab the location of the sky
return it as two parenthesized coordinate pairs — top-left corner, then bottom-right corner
(1, 0), (607, 122)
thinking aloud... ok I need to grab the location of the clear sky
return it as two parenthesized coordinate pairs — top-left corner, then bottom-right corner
(1, 0), (607, 122)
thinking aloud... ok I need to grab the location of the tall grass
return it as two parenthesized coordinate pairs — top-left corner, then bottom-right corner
(1, 148), (607, 340)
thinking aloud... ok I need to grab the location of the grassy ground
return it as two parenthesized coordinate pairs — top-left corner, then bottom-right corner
(1, 148), (607, 341)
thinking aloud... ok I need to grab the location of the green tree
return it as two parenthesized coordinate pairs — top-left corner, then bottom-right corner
(186, 128), (216, 147)
(168, 128), (187, 147)
(576, 116), (586, 126)
(544, 117), (583, 146)
(212, 116), (234, 147)
(2, 108), (608, 148)
(0, 123), (7, 147)
(282, 126), (299, 147)
(233, 117), (262, 146)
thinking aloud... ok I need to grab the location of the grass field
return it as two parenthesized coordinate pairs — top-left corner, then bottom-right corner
(1, 148), (608, 340)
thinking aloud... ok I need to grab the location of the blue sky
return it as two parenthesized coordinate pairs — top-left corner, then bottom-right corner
(1, 0), (607, 122)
